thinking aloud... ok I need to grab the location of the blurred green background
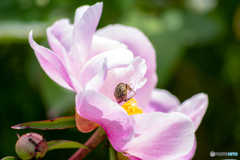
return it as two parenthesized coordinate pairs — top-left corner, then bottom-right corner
(1, 0), (240, 159)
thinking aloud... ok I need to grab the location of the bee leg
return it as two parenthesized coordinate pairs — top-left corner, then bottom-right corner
(126, 84), (136, 95)
(128, 87), (135, 95)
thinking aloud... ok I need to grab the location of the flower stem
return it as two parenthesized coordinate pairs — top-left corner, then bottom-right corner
(69, 127), (107, 160)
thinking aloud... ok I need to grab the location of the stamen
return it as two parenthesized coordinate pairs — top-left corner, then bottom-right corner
(121, 98), (143, 115)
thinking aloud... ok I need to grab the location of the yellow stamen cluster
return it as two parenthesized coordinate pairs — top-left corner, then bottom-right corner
(121, 98), (143, 115)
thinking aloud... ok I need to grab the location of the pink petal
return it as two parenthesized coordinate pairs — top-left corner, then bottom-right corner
(75, 90), (134, 151)
(99, 57), (147, 102)
(29, 31), (81, 92)
(125, 112), (195, 160)
(96, 24), (157, 109)
(96, 24), (156, 73)
(79, 48), (134, 87)
(46, 19), (73, 70)
(135, 72), (158, 110)
(47, 19), (73, 52)
(144, 89), (180, 113)
(89, 35), (127, 60)
(74, 5), (90, 25)
(172, 93), (208, 131)
(174, 137), (197, 160)
(70, 2), (103, 75)
(84, 58), (108, 92)
(128, 156), (141, 160)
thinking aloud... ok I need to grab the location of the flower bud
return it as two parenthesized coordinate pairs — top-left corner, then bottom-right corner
(15, 133), (48, 159)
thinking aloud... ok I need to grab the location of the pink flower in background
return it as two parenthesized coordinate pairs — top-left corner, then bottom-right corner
(145, 89), (208, 159)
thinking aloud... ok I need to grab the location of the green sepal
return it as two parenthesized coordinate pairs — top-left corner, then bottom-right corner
(48, 140), (88, 151)
(11, 116), (76, 130)
(35, 152), (42, 159)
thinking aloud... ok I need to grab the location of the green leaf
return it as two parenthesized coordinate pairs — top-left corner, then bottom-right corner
(11, 116), (76, 130)
(1, 156), (18, 160)
(47, 140), (88, 151)
(109, 143), (117, 160)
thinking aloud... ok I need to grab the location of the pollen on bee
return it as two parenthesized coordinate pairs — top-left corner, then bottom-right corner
(121, 98), (143, 115)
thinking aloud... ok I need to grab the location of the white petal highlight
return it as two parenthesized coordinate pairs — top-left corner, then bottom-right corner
(79, 48), (134, 87)
(85, 58), (108, 92)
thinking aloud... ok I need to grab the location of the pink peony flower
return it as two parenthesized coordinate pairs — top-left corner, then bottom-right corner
(29, 2), (197, 159)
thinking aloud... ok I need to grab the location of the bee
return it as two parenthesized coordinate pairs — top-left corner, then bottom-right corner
(114, 83), (135, 103)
